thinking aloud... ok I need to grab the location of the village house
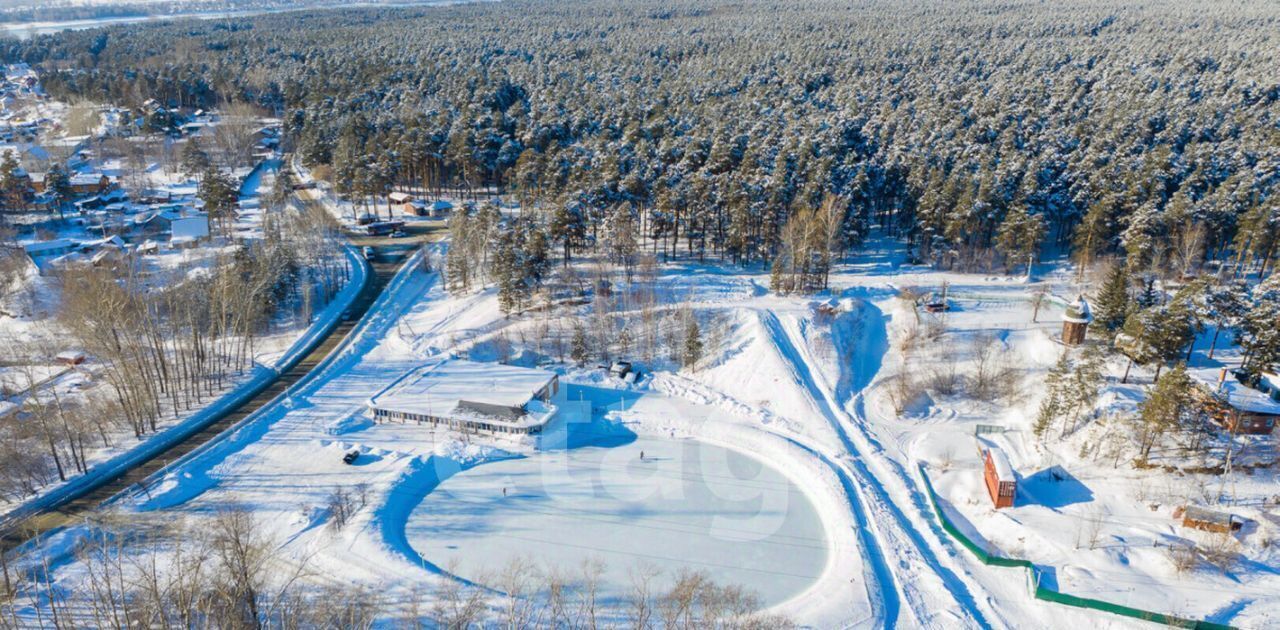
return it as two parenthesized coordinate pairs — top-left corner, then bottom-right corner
(1191, 368), (1280, 436)
(22, 238), (76, 262)
(368, 359), (561, 436)
(132, 208), (185, 238)
(76, 235), (126, 256)
(170, 215), (211, 248)
(68, 173), (110, 195)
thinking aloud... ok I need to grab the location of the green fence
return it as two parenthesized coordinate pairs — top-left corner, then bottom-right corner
(915, 463), (1234, 630)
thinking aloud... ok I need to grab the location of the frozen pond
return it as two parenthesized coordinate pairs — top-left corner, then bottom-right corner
(407, 434), (828, 607)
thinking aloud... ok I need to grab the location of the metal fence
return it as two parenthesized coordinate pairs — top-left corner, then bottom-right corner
(915, 462), (1234, 630)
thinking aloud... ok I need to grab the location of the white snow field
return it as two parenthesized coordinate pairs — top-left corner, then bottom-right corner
(407, 433), (827, 607)
(14, 230), (1280, 628)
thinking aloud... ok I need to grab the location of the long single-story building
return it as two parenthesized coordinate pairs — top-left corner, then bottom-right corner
(1176, 505), (1243, 534)
(368, 359), (560, 435)
(982, 446), (1017, 509)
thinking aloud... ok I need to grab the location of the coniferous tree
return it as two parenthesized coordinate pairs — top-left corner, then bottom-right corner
(0, 151), (29, 212)
(1093, 263), (1131, 333)
(492, 227), (523, 314)
(198, 167), (238, 236)
(1034, 350), (1071, 441)
(570, 323), (589, 366)
(43, 163), (72, 219)
(1134, 364), (1195, 463)
(994, 205), (1045, 275)
(1204, 281), (1250, 359)
(682, 315), (704, 371)
(181, 140), (211, 177)
(1124, 299), (1195, 381)
(1239, 276), (1280, 375)
(1063, 344), (1106, 436)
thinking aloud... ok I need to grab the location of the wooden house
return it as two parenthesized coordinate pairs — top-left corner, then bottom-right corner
(402, 200), (429, 216)
(982, 447), (1017, 509)
(69, 173), (109, 195)
(1191, 368), (1280, 436)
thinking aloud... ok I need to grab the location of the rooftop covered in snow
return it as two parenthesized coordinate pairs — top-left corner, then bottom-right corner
(1190, 368), (1280, 416)
(1062, 295), (1093, 324)
(985, 447), (1015, 482)
(368, 358), (559, 430)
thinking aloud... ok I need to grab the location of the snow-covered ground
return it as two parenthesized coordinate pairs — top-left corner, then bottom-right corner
(10, 229), (1278, 628)
(0, 147), (362, 518)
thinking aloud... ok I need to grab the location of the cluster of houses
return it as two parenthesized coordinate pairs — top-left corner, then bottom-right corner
(16, 176), (215, 273)
(1, 64), (45, 143)
(965, 294), (1275, 542)
(1058, 296), (1278, 436)
(387, 192), (453, 218)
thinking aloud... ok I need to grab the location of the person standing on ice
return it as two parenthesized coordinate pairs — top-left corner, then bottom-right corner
(640, 450), (645, 461)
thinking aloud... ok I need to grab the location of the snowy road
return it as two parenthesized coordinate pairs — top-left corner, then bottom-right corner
(759, 308), (993, 629)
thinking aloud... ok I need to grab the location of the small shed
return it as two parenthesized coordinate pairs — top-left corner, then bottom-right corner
(982, 447), (1017, 509)
(922, 292), (950, 313)
(1176, 506), (1243, 534)
(1062, 295), (1093, 346)
(428, 200), (453, 217)
(388, 192), (412, 205)
(609, 361), (632, 379)
(402, 200), (429, 216)
(56, 350), (87, 366)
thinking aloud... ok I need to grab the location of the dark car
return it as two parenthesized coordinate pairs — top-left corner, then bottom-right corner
(343, 449), (360, 464)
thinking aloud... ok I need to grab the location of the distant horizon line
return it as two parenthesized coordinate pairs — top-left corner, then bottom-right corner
(0, 0), (492, 40)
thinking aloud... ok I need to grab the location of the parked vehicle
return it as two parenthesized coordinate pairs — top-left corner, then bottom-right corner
(364, 220), (405, 236)
(362, 246), (376, 259)
(343, 449), (360, 464)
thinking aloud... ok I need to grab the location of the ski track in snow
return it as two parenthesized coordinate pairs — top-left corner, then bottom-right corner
(758, 307), (994, 629)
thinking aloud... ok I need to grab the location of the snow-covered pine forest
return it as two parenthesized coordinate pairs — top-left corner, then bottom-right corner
(11, 0), (1279, 286)
(2, 0), (1280, 627)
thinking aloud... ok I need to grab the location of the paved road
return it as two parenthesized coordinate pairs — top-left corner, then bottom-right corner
(0, 195), (411, 554)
